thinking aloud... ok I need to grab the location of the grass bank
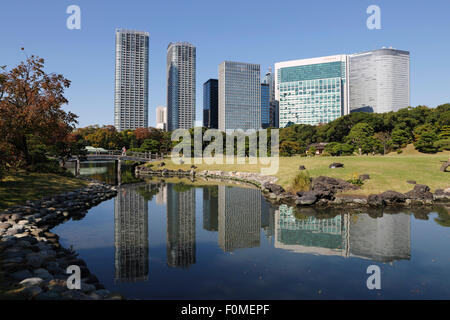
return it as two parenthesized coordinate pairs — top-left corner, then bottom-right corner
(145, 150), (450, 196)
(0, 171), (89, 210)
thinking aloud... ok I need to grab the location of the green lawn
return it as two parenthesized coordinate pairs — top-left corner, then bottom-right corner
(146, 149), (450, 195)
(0, 171), (89, 210)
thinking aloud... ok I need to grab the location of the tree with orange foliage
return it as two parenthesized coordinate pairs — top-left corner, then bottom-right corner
(0, 54), (78, 168)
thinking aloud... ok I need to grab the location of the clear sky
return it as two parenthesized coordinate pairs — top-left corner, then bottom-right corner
(1, 0), (449, 128)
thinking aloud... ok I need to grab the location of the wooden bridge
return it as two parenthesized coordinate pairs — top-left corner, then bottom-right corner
(68, 150), (164, 163)
(66, 150), (164, 182)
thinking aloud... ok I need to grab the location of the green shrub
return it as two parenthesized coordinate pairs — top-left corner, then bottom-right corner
(347, 173), (364, 186)
(397, 149), (403, 154)
(288, 171), (311, 194)
(434, 138), (450, 151)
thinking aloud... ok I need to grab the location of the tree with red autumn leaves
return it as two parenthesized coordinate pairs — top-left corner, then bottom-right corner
(0, 53), (78, 172)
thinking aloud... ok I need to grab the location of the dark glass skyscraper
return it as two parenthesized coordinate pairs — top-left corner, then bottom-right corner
(202, 79), (218, 129)
(261, 83), (270, 128)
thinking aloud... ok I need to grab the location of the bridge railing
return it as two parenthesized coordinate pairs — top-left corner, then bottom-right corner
(85, 149), (164, 161)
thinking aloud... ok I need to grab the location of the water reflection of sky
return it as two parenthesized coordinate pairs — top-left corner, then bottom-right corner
(53, 179), (450, 299)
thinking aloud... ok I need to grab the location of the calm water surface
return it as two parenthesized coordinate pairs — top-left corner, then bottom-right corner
(54, 161), (450, 299)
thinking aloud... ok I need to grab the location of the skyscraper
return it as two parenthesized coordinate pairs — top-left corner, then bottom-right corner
(218, 61), (261, 131)
(114, 183), (149, 282)
(218, 186), (261, 252)
(348, 48), (410, 113)
(156, 106), (167, 130)
(167, 42), (196, 131)
(203, 79), (218, 129)
(166, 184), (196, 268)
(261, 83), (270, 128)
(114, 29), (149, 131)
(275, 54), (349, 127)
(263, 67), (275, 103)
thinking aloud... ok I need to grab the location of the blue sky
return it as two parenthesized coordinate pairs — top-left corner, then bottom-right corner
(1, 0), (449, 128)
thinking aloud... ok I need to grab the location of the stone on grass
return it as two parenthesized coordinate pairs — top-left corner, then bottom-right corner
(19, 277), (44, 287)
(329, 162), (344, 169)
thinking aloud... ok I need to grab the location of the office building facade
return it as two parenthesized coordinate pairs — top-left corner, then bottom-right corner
(348, 48), (410, 113)
(275, 55), (349, 127)
(167, 42), (196, 131)
(261, 83), (270, 128)
(156, 106), (167, 130)
(203, 79), (218, 129)
(114, 29), (149, 131)
(218, 61), (261, 131)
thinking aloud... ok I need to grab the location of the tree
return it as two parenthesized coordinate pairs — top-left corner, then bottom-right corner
(438, 125), (450, 140)
(280, 141), (303, 157)
(140, 139), (160, 153)
(414, 131), (438, 153)
(390, 128), (410, 149)
(0, 54), (78, 167)
(374, 131), (391, 155)
(413, 123), (434, 141)
(345, 123), (375, 155)
(307, 146), (316, 156)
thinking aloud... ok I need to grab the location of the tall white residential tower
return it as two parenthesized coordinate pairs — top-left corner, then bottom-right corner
(114, 29), (149, 131)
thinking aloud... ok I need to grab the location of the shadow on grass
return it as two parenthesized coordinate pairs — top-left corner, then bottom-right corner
(0, 171), (88, 210)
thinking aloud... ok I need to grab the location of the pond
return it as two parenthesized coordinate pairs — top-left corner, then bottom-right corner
(53, 162), (450, 299)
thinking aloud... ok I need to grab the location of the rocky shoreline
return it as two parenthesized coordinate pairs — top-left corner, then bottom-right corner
(136, 166), (450, 208)
(0, 181), (121, 300)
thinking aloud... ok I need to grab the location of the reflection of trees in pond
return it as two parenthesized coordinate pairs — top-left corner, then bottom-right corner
(173, 182), (195, 193)
(137, 183), (161, 201)
(434, 206), (450, 227)
(120, 169), (142, 184)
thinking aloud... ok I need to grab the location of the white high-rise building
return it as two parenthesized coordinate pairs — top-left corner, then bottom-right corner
(156, 106), (167, 130)
(167, 42), (196, 131)
(348, 48), (410, 113)
(218, 61), (261, 131)
(114, 29), (149, 131)
(274, 48), (410, 127)
(275, 55), (349, 127)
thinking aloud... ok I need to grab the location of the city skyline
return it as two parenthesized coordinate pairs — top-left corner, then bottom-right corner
(1, 0), (449, 128)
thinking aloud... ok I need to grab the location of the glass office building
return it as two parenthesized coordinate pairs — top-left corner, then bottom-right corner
(167, 42), (196, 131)
(261, 83), (270, 128)
(218, 61), (261, 131)
(348, 48), (410, 113)
(203, 79), (218, 129)
(275, 55), (348, 127)
(114, 29), (149, 131)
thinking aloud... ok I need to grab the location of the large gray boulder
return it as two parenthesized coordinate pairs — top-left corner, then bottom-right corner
(295, 191), (318, 205)
(368, 194), (383, 206)
(405, 184), (433, 201)
(311, 176), (359, 199)
(263, 183), (285, 195)
(379, 190), (406, 204)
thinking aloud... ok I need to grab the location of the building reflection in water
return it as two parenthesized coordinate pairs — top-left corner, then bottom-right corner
(156, 184), (167, 205)
(114, 183), (149, 282)
(166, 184), (196, 268)
(203, 186), (219, 232)
(218, 186), (261, 252)
(275, 205), (411, 262)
